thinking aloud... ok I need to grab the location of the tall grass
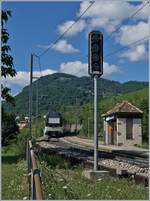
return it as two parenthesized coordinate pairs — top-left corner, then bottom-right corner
(37, 152), (149, 200)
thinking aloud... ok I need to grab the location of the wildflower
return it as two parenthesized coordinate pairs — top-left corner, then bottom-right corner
(62, 185), (67, 189)
(97, 178), (102, 181)
(59, 178), (63, 182)
(23, 196), (28, 200)
(48, 193), (52, 197)
(87, 193), (91, 197)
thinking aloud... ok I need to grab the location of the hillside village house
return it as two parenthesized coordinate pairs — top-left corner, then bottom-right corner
(102, 101), (143, 146)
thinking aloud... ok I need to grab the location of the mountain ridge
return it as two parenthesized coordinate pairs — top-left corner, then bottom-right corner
(4, 73), (148, 115)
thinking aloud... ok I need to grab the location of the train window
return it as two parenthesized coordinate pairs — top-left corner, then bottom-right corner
(48, 117), (60, 124)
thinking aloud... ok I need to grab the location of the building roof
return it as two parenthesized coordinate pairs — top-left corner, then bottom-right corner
(102, 101), (143, 117)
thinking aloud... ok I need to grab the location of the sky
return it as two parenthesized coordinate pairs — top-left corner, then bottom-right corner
(2, 0), (149, 96)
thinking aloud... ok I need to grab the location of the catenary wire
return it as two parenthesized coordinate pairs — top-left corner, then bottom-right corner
(105, 0), (149, 41)
(104, 36), (149, 58)
(37, 1), (95, 57)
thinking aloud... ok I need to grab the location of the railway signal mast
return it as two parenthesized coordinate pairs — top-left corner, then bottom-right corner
(88, 31), (103, 171)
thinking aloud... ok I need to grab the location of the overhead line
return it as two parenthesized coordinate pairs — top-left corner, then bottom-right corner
(78, 36), (149, 60)
(105, 0), (149, 41)
(104, 36), (149, 58)
(78, 0), (149, 60)
(37, 1), (95, 57)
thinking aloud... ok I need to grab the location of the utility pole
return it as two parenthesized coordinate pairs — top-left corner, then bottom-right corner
(33, 77), (39, 136)
(36, 79), (39, 119)
(29, 54), (33, 139)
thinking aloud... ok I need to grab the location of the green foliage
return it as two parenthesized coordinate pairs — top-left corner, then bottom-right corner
(38, 154), (148, 200)
(38, 152), (70, 169)
(80, 87), (149, 143)
(1, 10), (16, 79)
(4, 73), (148, 115)
(14, 117), (44, 157)
(15, 127), (30, 157)
(2, 109), (19, 146)
(1, 86), (15, 106)
(1, 10), (19, 146)
(2, 146), (28, 200)
(1, 10), (16, 103)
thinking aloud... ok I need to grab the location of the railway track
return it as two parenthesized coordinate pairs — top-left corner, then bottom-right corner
(36, 136), (149, 186)
(36, 136), (149, 170)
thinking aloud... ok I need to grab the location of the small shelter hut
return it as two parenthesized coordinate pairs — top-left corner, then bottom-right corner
(102, 101), (143, 146)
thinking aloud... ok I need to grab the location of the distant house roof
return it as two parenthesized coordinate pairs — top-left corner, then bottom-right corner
(102, 101), (143, 117)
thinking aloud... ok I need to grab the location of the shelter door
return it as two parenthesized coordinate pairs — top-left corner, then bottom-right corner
(126, 118), (133, 139)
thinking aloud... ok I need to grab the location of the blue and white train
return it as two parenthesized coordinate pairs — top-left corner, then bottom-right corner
(44, 111), (63, 137)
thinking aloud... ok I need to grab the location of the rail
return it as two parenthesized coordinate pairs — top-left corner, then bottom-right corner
(26, 139), (43, 200)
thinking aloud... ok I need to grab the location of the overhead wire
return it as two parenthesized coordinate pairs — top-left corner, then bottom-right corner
(79, 0), (149, 60)
(34, 0), (149, 72)
(105, 0), (149, 41)
(37, 1), (95, 57)
(104, 36), (149, 58)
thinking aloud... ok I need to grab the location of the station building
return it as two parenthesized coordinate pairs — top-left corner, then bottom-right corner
(102, 101), (143, 146)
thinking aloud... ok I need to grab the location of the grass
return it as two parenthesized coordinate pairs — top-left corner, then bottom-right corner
(38, 153), (149, 200)
(2, 145), (28, 200)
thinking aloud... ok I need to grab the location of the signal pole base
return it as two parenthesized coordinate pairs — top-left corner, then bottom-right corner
(83, 170), (109, 180)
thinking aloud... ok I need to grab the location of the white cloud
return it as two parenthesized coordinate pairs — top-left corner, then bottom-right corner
(117, 21), (149, 46)
(57, 19), (86, 36)
(89, 17), (119, 33)
(51, 40), (79, 53)
(79, 1), (148, 20)
(1, 69), (56, 88)
(56, 1), (148, 39)
(78, 1), (132, 20)
(60, 60), (120, 78)
(121, 44), (147, 61)
(38, 40), (79, 54)
(60, 61), (88, 77)
(103, 62), (120, 78)
(78, 1), (148, 33)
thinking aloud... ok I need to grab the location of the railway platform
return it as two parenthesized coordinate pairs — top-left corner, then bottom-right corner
(63, 136), (149, 158)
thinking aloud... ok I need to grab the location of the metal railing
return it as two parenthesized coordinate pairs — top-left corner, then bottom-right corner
(26, 140), (43, 200)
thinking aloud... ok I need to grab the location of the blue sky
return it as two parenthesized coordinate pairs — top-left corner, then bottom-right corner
(2, 1), (149, 95)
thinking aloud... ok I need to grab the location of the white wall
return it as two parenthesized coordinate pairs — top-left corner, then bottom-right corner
(117, 118), (126, 146)
(117, 117), (142, 146)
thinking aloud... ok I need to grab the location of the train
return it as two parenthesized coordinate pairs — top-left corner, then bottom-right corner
(44, 111), (63, 137)
(43, 111), (82, 139)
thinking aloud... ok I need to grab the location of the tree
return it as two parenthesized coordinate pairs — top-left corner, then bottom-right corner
(2, 108), (19, 146)
(1, 10), (16, 105)
(1, 10), (19, 146)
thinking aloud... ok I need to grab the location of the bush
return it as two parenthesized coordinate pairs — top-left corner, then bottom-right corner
(15, 128), (30, 157)
(2, 110), (19, 146)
